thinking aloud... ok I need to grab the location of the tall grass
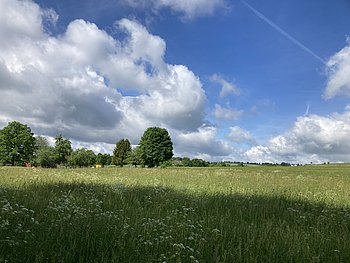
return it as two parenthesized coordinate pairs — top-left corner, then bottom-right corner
(1, 165), (350, 262)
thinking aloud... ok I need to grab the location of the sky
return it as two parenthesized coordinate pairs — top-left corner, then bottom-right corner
(1, 0), (350, 164)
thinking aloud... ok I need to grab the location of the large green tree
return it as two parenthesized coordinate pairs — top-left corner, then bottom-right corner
(54, 134), (72, 166)
(139, 127), (173, 167)
(0, 121), (36, 166)
(68, 148), (96, 168)
(113, 138), (131, 166)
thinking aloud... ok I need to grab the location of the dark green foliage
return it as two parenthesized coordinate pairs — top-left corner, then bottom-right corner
(190, 158), (209, 167)
(54, 135), (72, 166)
(210, 162), (228, 167)
(160, 160), (173, 168)
(139, 127), (173, 167)
(171, 157), (209, 167)
(69, 148), (96, 168)
(126, 146), (143, 167)
(0, 121), (36, 166)
(181, 157), (192, 167)
(281, 162), (292, 166)
(33, 136), (53, 167)
(113, 139), (131, 167)
(36, 146), (57, 168)
(96, 153), (112, 166)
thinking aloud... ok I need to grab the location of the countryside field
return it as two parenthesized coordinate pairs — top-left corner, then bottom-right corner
(1, 165), (350, 262)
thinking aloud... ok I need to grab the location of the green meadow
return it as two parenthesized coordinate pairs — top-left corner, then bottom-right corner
(1, 165), (350, 262)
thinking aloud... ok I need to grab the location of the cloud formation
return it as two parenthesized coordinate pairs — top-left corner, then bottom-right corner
(239, 40), (350, 164)
(174, 126), (233, 157)
(227, 126), (256, 145)
(213, 104), (243, 120)
(244, 107), (350, 163)
(210, 74), (240, 97)
(0, 0), (207, 154)
(324, 39), (350, 99)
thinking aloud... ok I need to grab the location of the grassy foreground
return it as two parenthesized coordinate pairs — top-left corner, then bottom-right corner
(1, 165), (350, 262)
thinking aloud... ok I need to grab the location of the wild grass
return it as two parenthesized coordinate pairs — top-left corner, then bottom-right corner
(1, 165), (350, 262)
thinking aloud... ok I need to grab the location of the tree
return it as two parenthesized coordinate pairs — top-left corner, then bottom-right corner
(36, 146), (57, 168)
(54, 134), (72, 166)
(113, 138), (131, 167)
(68, 148), (96, 168)
(139, 127), (173, 167)
(96, 153), (112, 167)
(191, 158), (209, 167)
(126, 146), (143, 167)
(0, 121), (36, 166)
(32, 136), (50, 166)
(182, 157), (192, 167)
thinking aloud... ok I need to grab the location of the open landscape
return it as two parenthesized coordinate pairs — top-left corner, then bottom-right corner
(1, 165), (350, 262)
(1, 0), (350, 262)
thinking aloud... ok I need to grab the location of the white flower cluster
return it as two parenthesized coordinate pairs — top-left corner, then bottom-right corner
(0, 188), (38, 249)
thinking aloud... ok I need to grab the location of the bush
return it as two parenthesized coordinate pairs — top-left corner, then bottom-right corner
(160, 160), (173, 168)
(36, 147), (57, 168)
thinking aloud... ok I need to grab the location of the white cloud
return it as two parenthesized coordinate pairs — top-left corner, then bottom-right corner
(244, 146), (273, 163)
(124, 0), (229, 20)
(210, 74), (240, 97)
(71, 140), (116, 154)
(174, 126), (233, 158)
(0, 0), (45, 44)
(117, 18), (167, 72)
(214, 104), (243, 120)
(0, 0), (206, 153)
(244, 107), (350, 163)
(324, 39), (350, 99)
(227, 126), (256, 145)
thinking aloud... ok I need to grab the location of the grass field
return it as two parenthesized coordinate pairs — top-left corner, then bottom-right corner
(1, 165), (350, 262)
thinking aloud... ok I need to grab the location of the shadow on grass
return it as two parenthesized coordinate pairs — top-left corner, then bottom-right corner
(1, 182), (349, 262)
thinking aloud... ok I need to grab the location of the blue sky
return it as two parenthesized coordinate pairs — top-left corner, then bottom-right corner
(1, 0), (350, 163)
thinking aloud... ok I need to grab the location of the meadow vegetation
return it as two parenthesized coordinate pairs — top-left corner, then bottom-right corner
(1, 165), (350, 262)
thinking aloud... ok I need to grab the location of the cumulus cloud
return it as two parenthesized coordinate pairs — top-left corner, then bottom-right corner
(0, 0), (47, 44)
(244, 146), (274, 163)
(0, 0), (207, 153)
(174, 126), (233, 158)
(210, 74), (240, 97)
(213, 104), (243, 120)
(227, 126), (256, 145)
(324, 39), (350, 99)
(124, 0), (229, 20)
(244, 107), (350, 163)
(71, 140), (116, 154)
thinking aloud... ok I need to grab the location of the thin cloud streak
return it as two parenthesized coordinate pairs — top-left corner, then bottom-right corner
(304, 102), (310, 116)
(240, 0), (326, 64)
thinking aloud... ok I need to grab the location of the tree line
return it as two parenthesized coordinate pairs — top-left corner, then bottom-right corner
(0, 121), (300, 168)
(0, 121), (174, 168)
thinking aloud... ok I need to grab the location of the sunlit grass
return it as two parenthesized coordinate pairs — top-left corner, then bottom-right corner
(1, 165), (350, 262)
